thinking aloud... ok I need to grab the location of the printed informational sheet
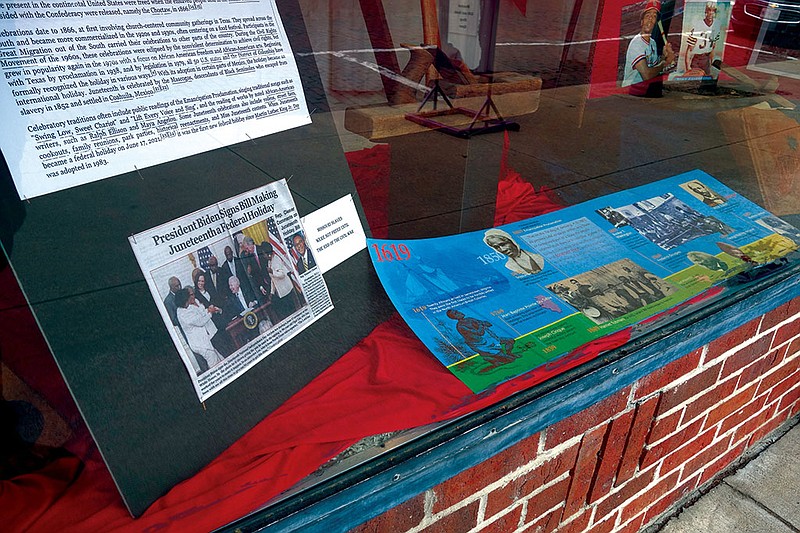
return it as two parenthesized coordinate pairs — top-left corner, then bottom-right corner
(0, 0), (310, 198)
(300, 194), (367, 274)
(130, 180), (332, 401)
(369, 170), (799, 393)
(669, 0), (732, 81)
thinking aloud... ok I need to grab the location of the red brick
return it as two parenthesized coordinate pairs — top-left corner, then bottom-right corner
(544, 387), (630, 449)
(649, 410), (682, 443)
(634, 349), (702, 400)
(656, 363), (723, 416)
(757, 356), (800, 397)
(589, 410), (635, 503)
(641, 418), (703, 468)
(563, 424), (608, 517)
(760, 300), (794, 333)
(620, 470), (679, 523)
(485, 441), (579, 517)
(432, 432), (539, 513)
(616, 512), (645, 533)
(420, 500), (479, 533)
(703, 384), (757, 431)
(616, 396), (659, 485)
(720, 334), (775, 380)
(660, 429), (716, 476)
(720, 394), (768, 435)
(778, 381), (800, 412)
(590, 513), (618, 533)
(556, 508), (592, 533)
(352, 493), (425, 533)
(768, 374), (800, 405)
(706, 318), (761, 361)
(738, 349), (783, 389)
(516, 442), (579, 498)
(523, 505), (561, 532)
(789, 336), (800, 356)
(700, 439), (748, 484)
(481, 504), (523, 533)
(737, 403), (778, 443)
(682, 377), (737, 424)
(643, 473), (701, 525)
(681, 434), (733, 482)
(772, 317), (800, 349)
(750, 411), (789, 445)
(524, 477), (571, 524)
(595, 466), (656, 520)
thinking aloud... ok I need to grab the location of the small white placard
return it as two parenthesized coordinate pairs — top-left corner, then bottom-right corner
(301, 195), (367, 273)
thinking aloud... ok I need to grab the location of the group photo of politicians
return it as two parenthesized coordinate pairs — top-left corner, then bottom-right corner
(152, 218), (315, 376)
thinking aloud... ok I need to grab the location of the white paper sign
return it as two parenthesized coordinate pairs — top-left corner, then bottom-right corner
(0, 0), (310, 198)
(301, 194), (367, 274)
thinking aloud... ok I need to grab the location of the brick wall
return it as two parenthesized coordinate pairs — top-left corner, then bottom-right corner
(351, 296), (800, 533)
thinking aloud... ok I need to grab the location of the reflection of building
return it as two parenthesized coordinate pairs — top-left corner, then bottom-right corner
(718, 106), (800, 217)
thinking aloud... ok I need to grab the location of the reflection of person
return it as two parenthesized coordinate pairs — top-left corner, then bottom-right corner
(264, 243), (300, 322)
(483, 229), (544, 275)
(678, 2), (722, 77)
(293, 233), (316, 274)
(175, 288), (224, 370)
(623, 0), (675, 94)
(687, 251), (729, 271)
(683, 180), (726, 206)
(446, 309), (517, 369)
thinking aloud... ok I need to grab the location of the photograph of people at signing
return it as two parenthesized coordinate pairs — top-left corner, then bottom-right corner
(152, 219), (307, 376)
(548, 259), (676, 324)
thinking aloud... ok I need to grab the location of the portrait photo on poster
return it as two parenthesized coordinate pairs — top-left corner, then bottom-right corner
(129, 180), (333, 402)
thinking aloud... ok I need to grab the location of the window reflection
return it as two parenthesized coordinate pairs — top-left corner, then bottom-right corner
(298, 0), (799, 238)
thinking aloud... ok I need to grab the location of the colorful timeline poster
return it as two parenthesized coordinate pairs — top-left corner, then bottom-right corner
(369, 170), (799, 392)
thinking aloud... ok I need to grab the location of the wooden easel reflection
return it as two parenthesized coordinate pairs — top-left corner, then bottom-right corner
(403, 0), (519, 138)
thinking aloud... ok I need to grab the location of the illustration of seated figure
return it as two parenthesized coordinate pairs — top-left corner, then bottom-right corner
(446, 309), (518, 371)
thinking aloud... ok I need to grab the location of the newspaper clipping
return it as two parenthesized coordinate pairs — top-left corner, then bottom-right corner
(0, 0), (310, 198)
(130, 180), (332, 401)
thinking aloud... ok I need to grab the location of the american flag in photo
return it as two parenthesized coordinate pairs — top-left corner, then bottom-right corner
(265, 218), (302, 290)
(197, 246), (213, 269)
(265, 219), (291, 265)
